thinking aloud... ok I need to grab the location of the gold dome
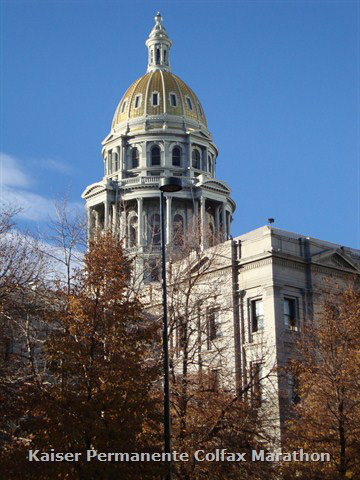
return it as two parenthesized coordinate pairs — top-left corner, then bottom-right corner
(111, 69), (207, 130)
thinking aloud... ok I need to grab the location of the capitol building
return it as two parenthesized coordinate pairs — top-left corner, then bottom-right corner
(82, 13), (360, 439)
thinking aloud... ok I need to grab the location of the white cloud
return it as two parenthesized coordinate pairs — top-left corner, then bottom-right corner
(0, 153), (82, 222)
(0, 152), (31, 187)
(35, 158), (73, 174)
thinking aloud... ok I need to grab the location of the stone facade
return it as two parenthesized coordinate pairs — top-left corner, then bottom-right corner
(192, 227), (360, 440)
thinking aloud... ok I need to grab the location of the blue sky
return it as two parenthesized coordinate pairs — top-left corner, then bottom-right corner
(0, 0), (359, 248)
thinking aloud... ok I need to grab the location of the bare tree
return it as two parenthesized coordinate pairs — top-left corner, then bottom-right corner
(0, 204), (48, 302)
(41, 196), (87, 293)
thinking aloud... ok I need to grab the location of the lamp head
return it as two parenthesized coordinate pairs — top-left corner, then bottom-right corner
(159, 176), (183, 193)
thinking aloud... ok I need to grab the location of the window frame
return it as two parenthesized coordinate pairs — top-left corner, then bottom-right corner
(121, 99), (128, 113)
(250, 298), (264, 333)
(192, 149), (201, 169)
(149, 213), (161, 245)
(251, 362), (264, 405)
(287, 372), (300, 405)
(134, 94), (142, 109)
(128, 214), (138, 248)
(144, 259), (160, 284)
(186, 96), (193, 110)
(151, 145), (161, 166)
(152, 91), (160, 107)
(169, 92), (178, 107)
(173, 213), (184, 246)
(131, 147), (139, 169)
(172, 146), (181, 167)
(206, 306), (221, 350)
(283, 297), (298, 331)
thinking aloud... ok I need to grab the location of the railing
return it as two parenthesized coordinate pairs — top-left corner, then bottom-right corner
(118, 176), (197, 189)
(125, 245), (162, 254)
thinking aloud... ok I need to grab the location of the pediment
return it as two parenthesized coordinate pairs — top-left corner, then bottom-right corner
(81, 182), (106, 199)
(200, 179), (231, 194)
(186, 129), (210, 139)
(312, 249), (360, 273)
(197, 130), (210, 139)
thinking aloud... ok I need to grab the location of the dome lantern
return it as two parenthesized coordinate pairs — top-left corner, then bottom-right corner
(146, 12), (172, 73)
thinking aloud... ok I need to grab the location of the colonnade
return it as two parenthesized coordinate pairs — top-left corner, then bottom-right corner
(88, 193), (231, 247)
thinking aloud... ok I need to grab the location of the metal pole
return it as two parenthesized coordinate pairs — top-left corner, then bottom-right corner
(160, 191), (172, 479)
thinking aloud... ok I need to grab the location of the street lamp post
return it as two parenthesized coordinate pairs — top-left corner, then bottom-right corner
(159, 177), (183, 480)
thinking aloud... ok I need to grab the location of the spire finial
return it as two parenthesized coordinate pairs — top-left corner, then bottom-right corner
(155, 12), (162, 24)
(146, 13), (172, 73)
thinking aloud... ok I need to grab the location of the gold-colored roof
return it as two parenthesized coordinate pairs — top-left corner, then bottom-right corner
(112, 70), (207, 129)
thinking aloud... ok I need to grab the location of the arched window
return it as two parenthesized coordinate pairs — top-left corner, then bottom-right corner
(151, 146), (161, 166)
(172, 147), (181, 167)
(149, 213), (161, 245)
(208, 223), (215, 247)
(192, 149), (201, 169)
(131, 148), (139, 169)
(173, 214), (184, 246)
(208, 155), (212, 174)
(156, 47), (160, 65)
(129, 216), (138, 248)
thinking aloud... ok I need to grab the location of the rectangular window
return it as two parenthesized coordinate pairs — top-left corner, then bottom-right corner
(207, 307), (221, 349)
(251, 362), (263, 405)
(209, 369), (220, 391)
(152, 93), (159, 106)
(144, 259), (160, 283)
(284, 298), (297, 330)
(186, 97), (193, 110)
(121, 100), (127, 113)
(170, 93), (177, 107)
(251, 299), (264, 333)
(288, 373), (300, 405)
(134, 95), (141, 108)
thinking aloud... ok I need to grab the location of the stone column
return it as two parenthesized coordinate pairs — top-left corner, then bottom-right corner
(200, 195), (206, 246)
(226, 211), (231, 238)
(121, 137), (126, 172)
(215, 206), (220, 236)
(120, 209), (126, 240)
(104, 199), (109, 229)
(187, 136), (191, 169)
(221, 203), (226, 238)
(192, 198), (198, 233)
(95, 209), (100, 230)
(116, 146), (121, 173)
(112, 203), (117, 232)
(166, 195), (172, 244)
(137, 197), (143, 245)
